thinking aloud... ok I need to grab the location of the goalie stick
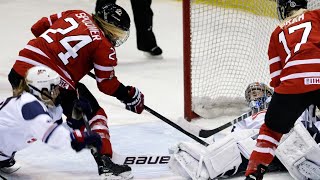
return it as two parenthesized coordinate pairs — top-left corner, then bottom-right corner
(0, 174), (7, 180)
(198, 113), (252, 138)
(198, 109), (258, 138)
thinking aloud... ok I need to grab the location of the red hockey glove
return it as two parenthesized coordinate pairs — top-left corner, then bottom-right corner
(123, 86), (144, 114)
(70, 130), (102, 152)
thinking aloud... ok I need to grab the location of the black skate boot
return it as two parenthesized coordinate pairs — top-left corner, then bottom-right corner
(245, 164), (267, 180)
(94, 154), (133, 180)
(143, 46), (163, 59)
(0, 152), (20, 174)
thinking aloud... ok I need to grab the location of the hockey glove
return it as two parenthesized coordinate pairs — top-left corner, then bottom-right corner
(72, 97), (93, 120)
(70, 130), (102, 152)
(123, 86), (144, 114)
(66, 117), (85, 130)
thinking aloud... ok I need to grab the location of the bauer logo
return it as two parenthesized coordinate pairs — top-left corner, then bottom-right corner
(305, 78), (320, 85)
(124, 155), (171, 165)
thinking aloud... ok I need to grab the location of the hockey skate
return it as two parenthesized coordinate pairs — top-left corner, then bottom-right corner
(143, 46), (163, 59)
(245, 164), (267, 180)
(297, 160), (320, 180)
(0, 153), (20, 174)
(95, 154), (133, 180)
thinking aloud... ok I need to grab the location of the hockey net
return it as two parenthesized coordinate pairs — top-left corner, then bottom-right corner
(183, 0), (320, 121)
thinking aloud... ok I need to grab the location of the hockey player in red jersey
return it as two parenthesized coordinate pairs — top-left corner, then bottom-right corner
(245, 0), (320, 179)
(7, 1), (143, 179)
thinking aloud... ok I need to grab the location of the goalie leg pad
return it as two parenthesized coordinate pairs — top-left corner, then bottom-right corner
(297, 159), (320, 180)
(203, 130), (259, 178)
(169, 130), (259, 180)
(169, 142), (209, 180)
(204, 136), (242, 178)
(167, 154), (191, 179)
(172, 151), (209, 180)
(236, 131), (259, 159)
(276, 121), (320, 180)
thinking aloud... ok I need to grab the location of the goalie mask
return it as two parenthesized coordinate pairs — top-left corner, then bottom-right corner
(277, 0), (308, 20)
(94, 2), (130, 47)
(25, 66), (60, 107)
(245, 82), (273, 111)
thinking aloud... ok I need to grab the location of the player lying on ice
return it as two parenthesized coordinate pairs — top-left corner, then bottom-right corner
(168, 82), (320, 180)
(0, 66), (102, 174)
(7, 1), (144, 179)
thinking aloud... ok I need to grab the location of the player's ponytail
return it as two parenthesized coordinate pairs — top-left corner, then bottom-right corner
(14, 78), (29, 97)
(93, 14), (129, 47)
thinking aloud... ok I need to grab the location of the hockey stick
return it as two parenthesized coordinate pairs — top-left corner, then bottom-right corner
(143, 105), (209, 146)
(30, 80), (173, 167)
(74, 89), (104, 162)
(80, 103), (172, 167)
(198, 110), (257, 138)
(0, 174), (7, 180)
(87, 72), (209, 147)
(32, 72), (249, 142)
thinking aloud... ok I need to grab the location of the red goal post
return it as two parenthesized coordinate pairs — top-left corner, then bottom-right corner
(183, 0), (320, 121)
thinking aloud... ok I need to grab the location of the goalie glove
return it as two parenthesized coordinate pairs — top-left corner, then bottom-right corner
(70, 130), (102, 152)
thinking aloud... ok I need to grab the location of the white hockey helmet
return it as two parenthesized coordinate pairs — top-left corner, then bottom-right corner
(25, 66), (60, 99)
(245, 82), (273, 110)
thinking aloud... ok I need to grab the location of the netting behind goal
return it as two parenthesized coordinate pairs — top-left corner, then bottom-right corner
(183, 0), (320, 121)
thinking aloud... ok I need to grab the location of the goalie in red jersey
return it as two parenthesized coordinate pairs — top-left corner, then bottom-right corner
(7, 1), (144, 179)
(245, 0), (320, 179)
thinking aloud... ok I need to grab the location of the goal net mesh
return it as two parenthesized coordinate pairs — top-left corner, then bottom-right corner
(188, 0), (320, 119)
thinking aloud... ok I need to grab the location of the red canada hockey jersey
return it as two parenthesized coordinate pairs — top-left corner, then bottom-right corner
(268, 9), (320, 94)
(13, 10), (120, 95)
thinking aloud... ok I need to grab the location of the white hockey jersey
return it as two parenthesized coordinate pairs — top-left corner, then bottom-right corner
(232, 108), (314, 132)
(232, 110), (267, 132)
(0, 92), (71, 160)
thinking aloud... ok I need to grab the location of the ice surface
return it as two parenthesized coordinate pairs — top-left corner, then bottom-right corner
(0, 0), (293, 179)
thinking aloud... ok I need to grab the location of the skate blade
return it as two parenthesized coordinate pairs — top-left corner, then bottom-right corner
(101, 172), (133, 180)
(143, 52), (163, 60)
(0, 163), (21, 174)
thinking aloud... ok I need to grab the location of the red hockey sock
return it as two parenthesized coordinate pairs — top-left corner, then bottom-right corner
(89, 108), (112, 157)
(245, 123), (283, 176)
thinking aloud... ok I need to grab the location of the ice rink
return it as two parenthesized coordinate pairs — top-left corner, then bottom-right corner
(0, 0), (294, 179)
